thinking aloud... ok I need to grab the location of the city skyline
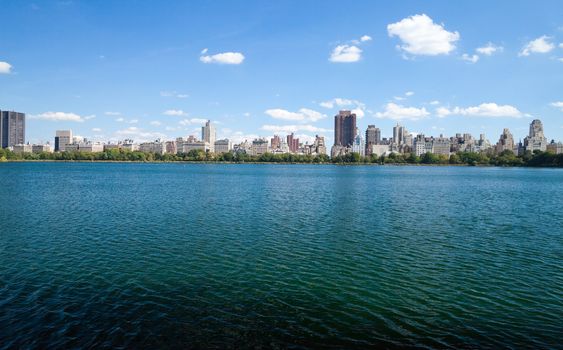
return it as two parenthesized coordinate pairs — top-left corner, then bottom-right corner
(2, 107), (560, 159)
(1, 1), (563, 146)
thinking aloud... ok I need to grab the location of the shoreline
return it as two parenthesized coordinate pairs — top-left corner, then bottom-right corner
(1, 159), (560, 168)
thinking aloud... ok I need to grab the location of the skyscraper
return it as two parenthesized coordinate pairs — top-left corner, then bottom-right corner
(54, 130), (73, 152)
(333, 110), (356, 147)
(287, 133), (299, 153)
(0, 110), (25, 148)
(270, 135), (281, 150)
(393, 123), (405, 145)
(524, 119), (547, 152)
(496, 128), (515, 154)
(365, 125), (381, 155)
(202, 120), (216, 152)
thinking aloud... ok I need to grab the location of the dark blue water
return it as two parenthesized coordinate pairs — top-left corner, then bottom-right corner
(0, 163), (562, 349)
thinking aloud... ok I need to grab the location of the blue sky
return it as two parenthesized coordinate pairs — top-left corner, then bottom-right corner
(1, 0), (562, 146)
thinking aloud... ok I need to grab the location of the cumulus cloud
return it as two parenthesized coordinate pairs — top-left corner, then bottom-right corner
(405, 91), (414, 96)
(351, 108), (365, 118)
(261, 124), (332, 134)
(329, 45), (362, 63)
(178, 118), (208, 126)
(163, 109), (187, 116)
(360, 35), (372, 42)
(104, 111), (121, 116)
(550, 101), (563, 111)
(319, 98), (363, 109)
(318, 98), (366, 119)
(461, 53), (480, 63)
(0, 61), (13, 74)
(387, 14), (460, 56)
(519, 36), (555, 56)
(265, 108), (326, 122)
(200, 51), (245, 64)
(436, 103), (524, 118)
(429, 100), (440, 105)
(476, 42), (503, 56)
(30, 112), (94, 122)
(375, 103), (430, 121)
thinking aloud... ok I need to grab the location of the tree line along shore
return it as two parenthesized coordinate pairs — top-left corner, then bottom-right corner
(1, 148), (562, 167)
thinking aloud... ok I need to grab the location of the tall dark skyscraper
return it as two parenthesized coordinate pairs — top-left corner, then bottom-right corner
(0, 110), (26, 148)
(334, 110), (356, 147)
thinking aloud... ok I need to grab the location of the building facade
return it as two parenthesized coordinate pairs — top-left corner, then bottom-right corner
(250, 138), (268, 156)
(55, 130), (73, 152)
(287, 133), (299, 153)
(0, 111), (25, 148)
(524, 119), (547, 152)
(365, 125), (380, 155)
(334, 110), (356, 147)
(202, 120), (216, 153)
(214, 139), (232, 153)
(496, 128), (515, 154)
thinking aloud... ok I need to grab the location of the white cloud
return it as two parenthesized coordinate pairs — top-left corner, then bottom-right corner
(160, 91), (189, 98)
(92, 128), (102, 132)
(405, 91), (414, 96)
(461, 53), (480, 63)
(375, 103), (430, 121)
(387, 14), (460, 56)
(319, 97), (365, 109)
(265, 108), (326, 122)
(560, 43), (563, 48)
(0, 62), (13, 74)
(104, 111), (121, 116)
(436, 103), (524, 118)
(319, 98), (351, 108)
(261, 124), (331, 134)
(519, 36), (555, 56)
(360, 35), (372, 42)
(476, 42), (503, 56)
(163, 109), (187, 116)
(115, 117), (137, 124)
(329, 45), (362, 63)
(351, 108), (365, 118)
(393, 96), (405, 101)
(150, 121), (162, 126)
(30, 112), (94, 122)
(179, 118), (208, 126)
(550, 101), (563, 111)
(200, 51), (245, 64)
(114, 127), (167, 143)
(429, 100), (440, 105)
(436, 107), (451, 118)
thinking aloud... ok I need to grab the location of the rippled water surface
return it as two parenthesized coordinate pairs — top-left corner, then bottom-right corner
(1, 163), (562, 349)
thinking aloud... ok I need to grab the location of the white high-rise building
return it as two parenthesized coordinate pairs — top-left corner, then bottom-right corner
(214, 139), (232, 153)
(55, 130), (73, 152)
(524, 119), (547, 152)
(202, 120), (216, 153)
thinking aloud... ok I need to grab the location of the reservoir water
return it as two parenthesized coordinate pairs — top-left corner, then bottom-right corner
(0, 163), (562, 349)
